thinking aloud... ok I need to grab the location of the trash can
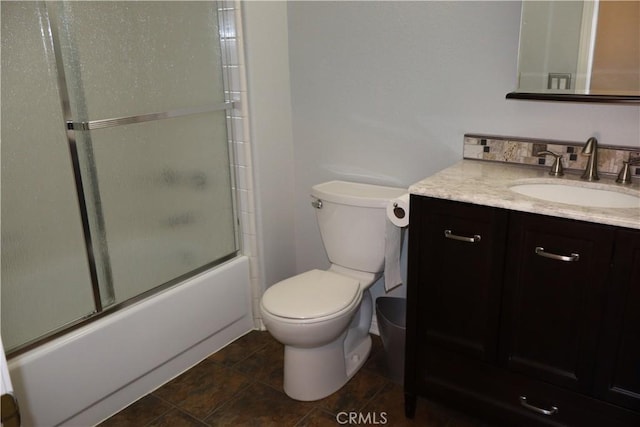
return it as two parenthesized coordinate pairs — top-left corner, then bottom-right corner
(375, 297), (406, 384)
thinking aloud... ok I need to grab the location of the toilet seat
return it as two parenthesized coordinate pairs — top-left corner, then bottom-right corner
(261, 269), (361, 321)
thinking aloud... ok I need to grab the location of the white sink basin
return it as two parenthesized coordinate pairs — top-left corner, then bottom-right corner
(509, 182), (640, 209)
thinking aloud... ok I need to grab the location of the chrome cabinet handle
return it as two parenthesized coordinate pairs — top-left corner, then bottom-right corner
(519, 396), (558, 416)
(535, 246), (580, 262)
(444, 229), (481, 243)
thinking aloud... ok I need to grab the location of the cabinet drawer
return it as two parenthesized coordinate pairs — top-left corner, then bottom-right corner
(419, 349), (640, 427)
(506, 371), (639, 427)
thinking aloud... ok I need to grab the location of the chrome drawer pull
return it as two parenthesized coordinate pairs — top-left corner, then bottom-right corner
(519, 396), (558, 416)
(444, 229), (481, 243)
(535, 246), (580, 262)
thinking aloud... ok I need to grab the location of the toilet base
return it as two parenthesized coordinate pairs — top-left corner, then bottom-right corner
(283, 332), (372, 401)
(345, 333), (372, 379)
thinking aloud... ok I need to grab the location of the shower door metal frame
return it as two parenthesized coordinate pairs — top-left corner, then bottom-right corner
(8, 1), (241, 357)
(47, 3), (107, 313)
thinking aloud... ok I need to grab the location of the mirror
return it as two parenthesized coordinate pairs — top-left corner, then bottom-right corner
(508, 1), (640, 103)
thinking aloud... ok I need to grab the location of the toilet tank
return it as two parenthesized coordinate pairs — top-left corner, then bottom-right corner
(311, 181), (407, 273)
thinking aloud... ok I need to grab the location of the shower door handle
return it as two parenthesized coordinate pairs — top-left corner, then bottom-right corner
(67, 102), (235, 131)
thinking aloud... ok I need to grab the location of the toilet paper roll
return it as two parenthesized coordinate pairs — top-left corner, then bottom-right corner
(386, 193), (410, 227)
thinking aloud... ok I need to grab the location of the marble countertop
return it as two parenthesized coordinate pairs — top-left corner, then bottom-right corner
(409, 160), (640, 230)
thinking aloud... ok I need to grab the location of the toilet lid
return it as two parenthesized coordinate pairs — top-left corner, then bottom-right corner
(262, 269), (361, 320)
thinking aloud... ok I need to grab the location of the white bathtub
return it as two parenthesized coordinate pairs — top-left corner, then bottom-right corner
(7, 256), (253, 426)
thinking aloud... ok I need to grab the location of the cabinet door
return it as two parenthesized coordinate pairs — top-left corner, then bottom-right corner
(595, 228), (640, 411)
(501, 212), (615, 394)
(407, 197), (507, 362)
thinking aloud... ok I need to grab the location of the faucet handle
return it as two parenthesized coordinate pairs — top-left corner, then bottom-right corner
(616, 158), (640, 184)
(538, 150), (564, 177)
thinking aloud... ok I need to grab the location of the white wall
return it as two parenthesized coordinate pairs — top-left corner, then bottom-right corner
(244, 1), (640, 300)
(285, 1), (640, 281)
(242, 1), (296, 305)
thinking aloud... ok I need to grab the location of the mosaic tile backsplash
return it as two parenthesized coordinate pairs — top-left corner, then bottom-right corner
(464, 134), (640, 178)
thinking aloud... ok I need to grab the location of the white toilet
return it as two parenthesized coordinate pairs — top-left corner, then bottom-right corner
(260, 180), (407, 401)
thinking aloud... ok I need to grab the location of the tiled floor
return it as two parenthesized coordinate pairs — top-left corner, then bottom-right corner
(99, 331), (488, 426)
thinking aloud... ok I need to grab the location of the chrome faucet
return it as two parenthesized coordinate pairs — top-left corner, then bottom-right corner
(581, 137), (599, 181)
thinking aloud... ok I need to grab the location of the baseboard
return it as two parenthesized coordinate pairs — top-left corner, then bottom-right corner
(369, 316), (380, 336)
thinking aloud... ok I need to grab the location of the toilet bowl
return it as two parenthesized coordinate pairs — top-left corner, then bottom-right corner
(260, 180), (407, 401)
(261, 268), (375, 401)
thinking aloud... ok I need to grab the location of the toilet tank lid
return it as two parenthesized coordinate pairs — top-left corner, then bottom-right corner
(311, 181), (407, 208)
(262, 270), (361, 320)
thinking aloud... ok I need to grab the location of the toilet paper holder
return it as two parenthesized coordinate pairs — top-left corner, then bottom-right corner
(387, 193), (410, 228)
(392, 202), (405, 219)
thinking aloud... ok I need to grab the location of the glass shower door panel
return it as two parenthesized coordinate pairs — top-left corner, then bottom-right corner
(51, 1), (225, 121)
(1, 2), (96, 351)
(79, 112), (237, 304)
(50, 1), (237, 305)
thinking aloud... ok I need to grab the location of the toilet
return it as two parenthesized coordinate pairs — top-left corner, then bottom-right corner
(260, 180), (407, 401)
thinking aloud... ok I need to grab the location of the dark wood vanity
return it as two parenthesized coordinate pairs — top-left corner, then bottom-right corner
(405, 195), (640, 426)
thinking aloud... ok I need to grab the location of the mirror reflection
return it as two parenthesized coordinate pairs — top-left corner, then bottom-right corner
(515, 0), (639, 96)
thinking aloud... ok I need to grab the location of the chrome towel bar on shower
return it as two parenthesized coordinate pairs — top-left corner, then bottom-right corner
(66, 101), (235, 131)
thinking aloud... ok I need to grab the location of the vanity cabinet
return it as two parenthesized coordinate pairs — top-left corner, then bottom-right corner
(405, 195), (640, 427)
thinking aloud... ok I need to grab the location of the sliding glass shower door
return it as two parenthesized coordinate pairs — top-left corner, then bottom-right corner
(1, 1), (238, 352)
(1, 1), (97, 353)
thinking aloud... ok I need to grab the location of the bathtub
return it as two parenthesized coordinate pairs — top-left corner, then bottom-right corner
(7, 256), (253, 426)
